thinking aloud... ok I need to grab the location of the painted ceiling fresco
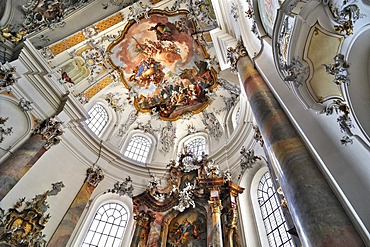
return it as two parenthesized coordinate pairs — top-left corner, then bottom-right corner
(108, 10), (217, 120)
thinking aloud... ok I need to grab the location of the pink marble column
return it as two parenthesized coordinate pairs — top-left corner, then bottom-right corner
(0, 134), (46, 200)
(0, 117), (63, 200)
(47, 166), (104, 247)
(231, 43), (364, 246)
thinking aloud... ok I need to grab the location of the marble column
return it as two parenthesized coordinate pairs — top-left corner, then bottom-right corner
(0, 117), (63, 200)
(222, 182), (244, 247)
(47, 166), (104, 247)
(232, 44), (364, 246)
(209, 198), (224, 247)
(130, 211), (153, 247)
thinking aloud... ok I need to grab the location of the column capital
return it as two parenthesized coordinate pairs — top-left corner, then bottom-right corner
(134, 211), (155, 228)
(227, 40), (248, 73)
(33, 117), (64, 149)
(208, 198), (223, 214)
(86, 166), (104, 187)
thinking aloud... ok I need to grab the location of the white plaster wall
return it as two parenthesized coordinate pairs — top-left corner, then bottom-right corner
(0, 95), (32, 161)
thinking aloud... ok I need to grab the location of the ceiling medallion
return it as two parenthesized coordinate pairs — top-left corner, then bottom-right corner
(108, 10), (218, 121)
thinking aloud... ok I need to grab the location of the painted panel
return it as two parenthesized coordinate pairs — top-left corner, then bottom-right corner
(108, 11), (217, 120)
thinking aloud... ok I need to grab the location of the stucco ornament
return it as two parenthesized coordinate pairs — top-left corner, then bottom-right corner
(227, 40), (248, 73)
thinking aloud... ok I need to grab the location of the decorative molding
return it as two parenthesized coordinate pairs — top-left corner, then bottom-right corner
(118, 110), (138, 137)
(227, 40), (248, 74)
(252, 125), (264, 147)
(76, 93), (89, 105)
(322, 54), (350, 86)
(276, 16), (295, 68)
(110, 0), (139, 7)
(202, 111), (223, 140)
(165, 0), (217, 29)
(245, 4), (258, 37)
(173, 182), (195, 212)
(0, 117), (12, 144)
(0, 65), (17, 92)
(281, 57), (309, 88)
(33, 117), (64, 149)
(238, 147), (261, 179)
(128, 1), (152, 23)
(159, 121), (176, 153)
(40, 47), (54, 60)
(105, 92), (125, 112)
(208, 199), (223, 214)
(21, 0), (92, 32)
(231, 2), (239, 21)
(218, 78), (241, 96)
(107, 176), (134, 197)
(134, 120), (159, 135)
(0, 182), (64, 246)
(329, 0), (361, 36)
(186, 124), (197, 135)
(86, 166), (105, 187)
(82, 25), (99, 39)
(18, 98), (34, 111)
(325, 100), (354, 145)
(0, 25), (28, 43)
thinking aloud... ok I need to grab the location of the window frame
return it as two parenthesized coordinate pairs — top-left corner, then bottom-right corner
(85, 103), (109, 137)
(178, 133), (209, 158)
(121, 131), (156, 164)
(69, 193), (133, 247)
(257, 172), (294, 247)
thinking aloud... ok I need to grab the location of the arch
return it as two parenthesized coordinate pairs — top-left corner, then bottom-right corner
(82, 202), (129, 246)
(257, 171), (293, 246)
(0, 95), (34, 162)
(70, 193), (134, 247)
(238, 164), (268, 247)
(122, 132), (155, 164)
(177, 133), (209, 158)
(85, 103), (109, 137)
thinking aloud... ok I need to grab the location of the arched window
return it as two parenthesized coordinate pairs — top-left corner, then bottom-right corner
(124, 135), (152, 163)
(185, 137), (206, 157)
(258, 172), (293, 247)
(86, 104), (109, 136)
(82, 202), (129, 247)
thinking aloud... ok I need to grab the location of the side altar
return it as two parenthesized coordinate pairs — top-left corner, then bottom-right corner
(131, 150), (244, 247)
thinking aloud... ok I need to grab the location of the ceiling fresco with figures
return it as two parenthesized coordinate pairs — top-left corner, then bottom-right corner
(0, 0), (244, 164)
(108, 11), (217, 120)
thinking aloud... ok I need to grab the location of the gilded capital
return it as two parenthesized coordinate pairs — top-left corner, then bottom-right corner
(134, 211), (154, 228)
(208, 199), (223, 214)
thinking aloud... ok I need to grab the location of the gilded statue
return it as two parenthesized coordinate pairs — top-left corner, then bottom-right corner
(0, 24), (28, 43)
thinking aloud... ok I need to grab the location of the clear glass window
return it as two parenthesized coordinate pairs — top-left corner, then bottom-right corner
(86, 104), (109, 136)
(124, 135), (152, 163)
(186, 137), (206, 157)
(258, 172), (294, 247)
(82, 203), (128, 247)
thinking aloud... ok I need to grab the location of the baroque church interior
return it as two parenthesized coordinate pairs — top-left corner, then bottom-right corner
(0, 0), (369, 246)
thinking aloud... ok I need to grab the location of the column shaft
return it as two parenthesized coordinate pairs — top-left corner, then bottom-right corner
(130, 212), (152, 247)
(0, 134), (46, 200)
(237, 56), (364, 246)
(209, 199), (224, 247)
(47, 182), (95, 247)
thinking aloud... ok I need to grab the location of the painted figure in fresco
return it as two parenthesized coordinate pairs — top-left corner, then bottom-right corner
(129, 58), (164, 89)
(148, 23), (173, 41)
(174, 218), (199, 245)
